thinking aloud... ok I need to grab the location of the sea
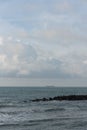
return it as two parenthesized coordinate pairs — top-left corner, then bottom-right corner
(0, 87), (87, 130)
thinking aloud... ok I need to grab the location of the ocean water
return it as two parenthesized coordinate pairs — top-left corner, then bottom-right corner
(0, 87), (87, 130)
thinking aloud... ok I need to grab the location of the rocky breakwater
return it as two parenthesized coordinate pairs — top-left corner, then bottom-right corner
(31, 95), (87, 102)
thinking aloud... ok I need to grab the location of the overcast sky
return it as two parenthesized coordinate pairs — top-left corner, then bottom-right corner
(0, 0), (87, 86)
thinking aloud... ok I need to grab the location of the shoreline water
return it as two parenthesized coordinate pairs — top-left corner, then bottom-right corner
(0, 87), (87, 130)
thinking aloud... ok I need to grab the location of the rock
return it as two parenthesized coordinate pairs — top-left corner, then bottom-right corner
(31, 95), (87, 102)
(42, 98), (48, 101)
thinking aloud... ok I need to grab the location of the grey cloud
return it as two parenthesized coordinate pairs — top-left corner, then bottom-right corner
(0, 40), (86, 79)
(18, 44), (37, 63)
(0, 41), (38, 77)
(29, 69), (71, 78)
(27, 58), (76, 78)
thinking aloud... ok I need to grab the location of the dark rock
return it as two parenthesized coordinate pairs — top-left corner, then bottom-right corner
(42, 98), (48, 101)
(31, 95), (87, 102)
(49, 97), (53, 101)
(23, 100), (27, 103)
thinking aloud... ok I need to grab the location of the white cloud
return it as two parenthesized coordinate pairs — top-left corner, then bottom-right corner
(54, 0), (71, 12)
(0, 37), (3, 45)
(0, 33), (86, 78)
(0, 0), (86, 80)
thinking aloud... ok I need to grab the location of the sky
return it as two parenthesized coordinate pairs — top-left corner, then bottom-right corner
(0, 0), (87, 86)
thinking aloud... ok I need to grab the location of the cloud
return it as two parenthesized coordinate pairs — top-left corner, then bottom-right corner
(31, 25), (87, 47)
(0, 37), (37, 77)
(0, 37), (3, 45)
(28, 58), (71, 78)
(54, 0), (71, 13)
(0, 36), (85, 79)
(0, 32), (87, 79)
(0, 0), (86, 80)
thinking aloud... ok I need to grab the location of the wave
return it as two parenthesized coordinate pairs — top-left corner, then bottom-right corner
(0, 122), (39, 128)
(0, 111), (22, 115)
(0, 104), (19, 108)
(45, 107), (65, 112)
(0, 118), (58, 127)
